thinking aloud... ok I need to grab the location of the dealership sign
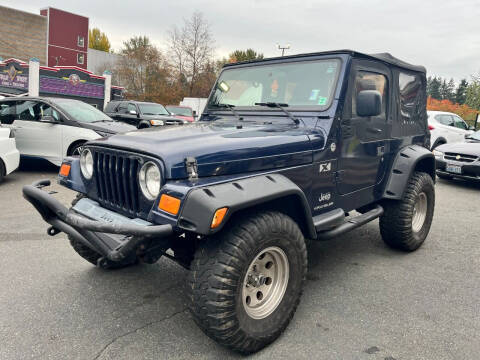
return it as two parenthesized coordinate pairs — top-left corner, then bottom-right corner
(0, 64), (28, 89)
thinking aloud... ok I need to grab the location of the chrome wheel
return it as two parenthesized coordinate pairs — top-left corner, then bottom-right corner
(412, 192), (427, 233)
(242, 246), (289, 320)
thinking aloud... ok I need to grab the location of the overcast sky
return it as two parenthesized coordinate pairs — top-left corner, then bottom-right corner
(4, 0), (480, 81)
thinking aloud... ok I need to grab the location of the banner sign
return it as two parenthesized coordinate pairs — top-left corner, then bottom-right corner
(0, 63), (28, 90)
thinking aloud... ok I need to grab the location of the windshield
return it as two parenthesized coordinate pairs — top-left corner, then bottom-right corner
(468, 130), (480, 141)
(55, 99), (113, 123)
(166, 106), (193, 116)
(138, 103), (169, 115)
(208, 59), (340, 109)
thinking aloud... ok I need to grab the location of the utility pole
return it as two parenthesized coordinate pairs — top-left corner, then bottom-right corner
(277, 43), (291, 56)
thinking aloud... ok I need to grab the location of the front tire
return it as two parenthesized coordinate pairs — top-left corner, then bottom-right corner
(380, 171), (435, 251)
(188, 211), (307, 354)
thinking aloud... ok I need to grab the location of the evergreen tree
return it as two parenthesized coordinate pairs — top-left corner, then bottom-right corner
(429, 76), (441, 100)
(446, 78), (456, 102)
(455, 79), (468, 104)
(466, 77), (480, 110)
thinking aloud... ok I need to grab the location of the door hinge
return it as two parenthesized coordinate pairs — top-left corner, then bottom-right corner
(185, 157), (198, 180)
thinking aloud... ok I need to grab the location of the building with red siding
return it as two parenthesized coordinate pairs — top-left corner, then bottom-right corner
(40, 7), (89, 69)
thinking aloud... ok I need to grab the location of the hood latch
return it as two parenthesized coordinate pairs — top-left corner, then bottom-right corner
(185, 157), (198, 180)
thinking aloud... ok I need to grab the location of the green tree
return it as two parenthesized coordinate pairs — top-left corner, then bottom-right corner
(455, 79), (468, 104)
(88, 28), (111, 52)
(228, 49), (264, 63)
(428, 76), (441, 100)
(466, 76), (480, 110)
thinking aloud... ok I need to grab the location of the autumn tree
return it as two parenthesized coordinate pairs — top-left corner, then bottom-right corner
(228, 49), (264, 63)
(167, 11), (215, 97)
(88, 28), (111, 52)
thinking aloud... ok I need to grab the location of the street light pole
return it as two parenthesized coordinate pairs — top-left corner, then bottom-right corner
(277, 43), (291, 56)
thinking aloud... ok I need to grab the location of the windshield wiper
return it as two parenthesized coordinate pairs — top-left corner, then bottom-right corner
(254, 102), (300, 125)
(210, 103), (243, 121)
(93, 119), (115, 123)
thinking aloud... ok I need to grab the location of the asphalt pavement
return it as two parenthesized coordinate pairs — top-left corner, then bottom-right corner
(0, 158), (479, 360)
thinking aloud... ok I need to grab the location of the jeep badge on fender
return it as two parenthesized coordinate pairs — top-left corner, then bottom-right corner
(23, 50), (435, 354)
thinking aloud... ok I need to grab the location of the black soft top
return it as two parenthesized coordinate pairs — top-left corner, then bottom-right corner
(224, 49), (426, 73)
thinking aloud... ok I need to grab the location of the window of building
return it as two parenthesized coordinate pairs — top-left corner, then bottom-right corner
(78, 36), (85, 47)
(77, 53), (84, 65)
(352, 71), (388, 118)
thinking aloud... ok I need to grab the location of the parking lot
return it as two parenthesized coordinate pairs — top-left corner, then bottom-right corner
(0, 159), (479, 360)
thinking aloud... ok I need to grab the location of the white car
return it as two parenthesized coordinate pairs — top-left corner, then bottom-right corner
(428, 110), (475, 149)
(0, 126), (20, 183)
(0, 97), (135, 166)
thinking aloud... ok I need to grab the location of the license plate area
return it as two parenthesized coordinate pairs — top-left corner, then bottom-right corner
(446, 163), (462, 174)
(72, 198), (152, 227)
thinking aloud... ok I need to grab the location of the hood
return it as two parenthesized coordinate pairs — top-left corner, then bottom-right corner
(89, 120), (322, 179)
(81, 120), (136, 134)
(437, 141), (480, 156)
(173, 114), (195, 122)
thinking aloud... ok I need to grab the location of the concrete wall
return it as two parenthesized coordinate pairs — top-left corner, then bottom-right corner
(87, 48), (122, 74)
(0, 5), (47, 64)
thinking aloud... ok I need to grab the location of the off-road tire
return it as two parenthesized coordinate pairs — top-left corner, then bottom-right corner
(68, 194), (138, 269)
(188, 211), (307, 354)
(437, 173), (453, 180)
(380, 171), (435, 251)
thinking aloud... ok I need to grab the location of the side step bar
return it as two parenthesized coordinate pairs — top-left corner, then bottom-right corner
(314, 205), (384, 241)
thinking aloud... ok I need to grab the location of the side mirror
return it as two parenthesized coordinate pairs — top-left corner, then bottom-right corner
(475, 113), (480, 130)
(40, 115), (56, 123)
(129, 110), (137, 115)
(468, 125), (475, 131)
(356, 90), (382, 117)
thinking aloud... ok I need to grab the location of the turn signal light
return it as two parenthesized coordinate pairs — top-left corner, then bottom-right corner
(211, 207), (228, 229)
(158, 194), (181, 215)
(59, 164), (71, 177)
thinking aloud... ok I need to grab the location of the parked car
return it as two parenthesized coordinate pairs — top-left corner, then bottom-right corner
(105, 101), (185, 128)
(24, 50), (435, 354)
(0, 125), (19, 183)
(165, 105), (195, 122)
(428, 110), (475, 149)
(433, 130), (480, 181)
(0, 97), (135, 166)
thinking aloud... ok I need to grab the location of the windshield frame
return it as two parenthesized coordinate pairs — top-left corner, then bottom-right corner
(137, 103), (170, 116)
(207, 56), (343, 113)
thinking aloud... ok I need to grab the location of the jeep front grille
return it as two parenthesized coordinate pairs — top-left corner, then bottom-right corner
(444, 152), (478, 163)
(92, 149), (140, 216)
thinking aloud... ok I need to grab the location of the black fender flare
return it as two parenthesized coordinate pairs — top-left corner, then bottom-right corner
(431, 137), (446, 149)
(383, 145), (435, 200)
(178, 174), (317, 238)
(138, 121), (151, 129)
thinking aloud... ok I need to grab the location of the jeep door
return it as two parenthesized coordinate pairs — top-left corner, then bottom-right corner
(337, 61), (391, 195)
(8, 100), (62, 161)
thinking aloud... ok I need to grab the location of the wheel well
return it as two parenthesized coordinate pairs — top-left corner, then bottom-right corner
(414, 157), (435, 181)
(228, 194), (314, 239)
(0, 157), (5, 176)
(67, 140), (86, 156)
(431, 137), (446, 149)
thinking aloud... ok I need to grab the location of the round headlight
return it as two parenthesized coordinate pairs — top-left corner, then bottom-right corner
(139, 162), (161, 200)
(80, 148), (94, 179)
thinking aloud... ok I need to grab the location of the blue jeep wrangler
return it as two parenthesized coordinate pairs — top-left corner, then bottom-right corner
(24, 50), (435, 354)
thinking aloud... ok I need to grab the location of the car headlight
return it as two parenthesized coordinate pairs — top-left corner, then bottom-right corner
(150, 120), (165, 126)
(139, 161), (161, 200)
(432, 149), (444, 157)
(80, 148), (94, 179)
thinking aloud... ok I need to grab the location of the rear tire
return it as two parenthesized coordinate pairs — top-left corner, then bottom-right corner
(188, 211), (307, 354)
(380, 171), (435, 251)
(0, 160), (5, 183)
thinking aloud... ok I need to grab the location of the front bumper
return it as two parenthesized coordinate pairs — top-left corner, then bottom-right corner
(22, 180), (174, 263)
(435, 157), (480, 181)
